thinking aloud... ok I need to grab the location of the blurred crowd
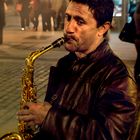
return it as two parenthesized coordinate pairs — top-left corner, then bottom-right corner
(14, 0), (68, 31)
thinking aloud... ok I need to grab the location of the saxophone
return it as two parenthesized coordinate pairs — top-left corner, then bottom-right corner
(0, 37), (65, 140)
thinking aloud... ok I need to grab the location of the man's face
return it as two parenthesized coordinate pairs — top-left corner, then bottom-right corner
(64, 1), (101, 56)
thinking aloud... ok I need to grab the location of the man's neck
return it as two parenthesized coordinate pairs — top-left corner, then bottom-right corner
(75, 38), (105, 59)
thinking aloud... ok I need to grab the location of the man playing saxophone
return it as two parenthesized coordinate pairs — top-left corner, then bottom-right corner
(17, 0), (137, 139)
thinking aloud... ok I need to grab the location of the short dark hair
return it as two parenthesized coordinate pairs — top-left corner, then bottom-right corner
(69, 0), (114, 27)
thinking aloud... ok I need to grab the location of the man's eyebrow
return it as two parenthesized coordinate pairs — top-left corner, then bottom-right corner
(65, 13), (84, 20)
(74, 15), (85, 21)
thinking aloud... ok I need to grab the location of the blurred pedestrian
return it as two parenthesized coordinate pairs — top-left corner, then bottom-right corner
(40, 0), (52, 31)
(128, 4), (140, 139)
(17, 0), (31, 31)
(29, 0), (41, 31)
(0, 0), (5, 44)
(51, 0), (67, 31)
(129, 0), (137, 17)
(134, 2), (140, 88)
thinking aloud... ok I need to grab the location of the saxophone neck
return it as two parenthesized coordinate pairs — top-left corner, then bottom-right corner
(26, 37), (65, 65)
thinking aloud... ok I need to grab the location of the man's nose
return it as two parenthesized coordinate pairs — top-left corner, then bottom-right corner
(65, 20), (76, 33)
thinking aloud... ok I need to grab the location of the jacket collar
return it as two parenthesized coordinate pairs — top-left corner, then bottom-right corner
(70, 39), (112, 64)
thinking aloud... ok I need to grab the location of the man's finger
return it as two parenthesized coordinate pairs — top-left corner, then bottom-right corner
(17, 109), (30, 116)
(18, 114), (34, 122)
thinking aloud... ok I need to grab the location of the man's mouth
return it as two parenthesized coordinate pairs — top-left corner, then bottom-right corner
(65, 36), (76, 43)
(67, 38), (74, 43)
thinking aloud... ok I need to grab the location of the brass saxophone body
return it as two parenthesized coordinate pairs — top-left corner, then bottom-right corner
(0, 37), (65, 140)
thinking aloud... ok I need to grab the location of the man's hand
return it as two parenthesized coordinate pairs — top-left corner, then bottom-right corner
(17, 102), (52, 125)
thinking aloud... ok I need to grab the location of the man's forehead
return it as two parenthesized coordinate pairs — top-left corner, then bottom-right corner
(66, 2), (92, 17)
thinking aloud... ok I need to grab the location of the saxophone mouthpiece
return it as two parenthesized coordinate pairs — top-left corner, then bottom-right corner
(52, 37), (65, 48)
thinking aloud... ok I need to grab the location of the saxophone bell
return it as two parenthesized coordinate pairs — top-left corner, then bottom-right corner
(0, 132), (23, 140)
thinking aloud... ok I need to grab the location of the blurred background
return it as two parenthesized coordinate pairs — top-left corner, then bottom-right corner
(3, 0), (139, 32)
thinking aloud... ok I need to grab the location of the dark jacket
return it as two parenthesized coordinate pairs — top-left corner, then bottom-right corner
(133, 2), (140, 85)
(0, 0), (5, 29)
(35, 40), (137, 140)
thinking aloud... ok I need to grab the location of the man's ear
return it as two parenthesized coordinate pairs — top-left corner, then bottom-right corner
(97, 22), (111, 36)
